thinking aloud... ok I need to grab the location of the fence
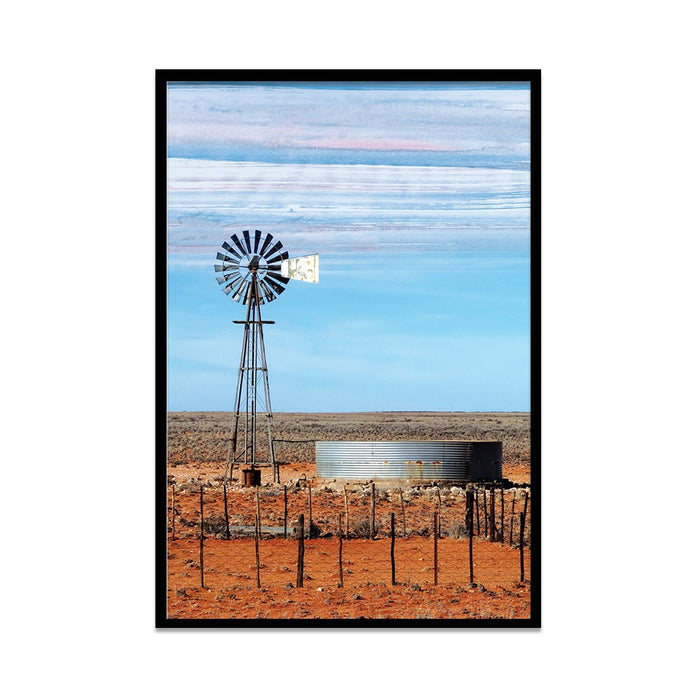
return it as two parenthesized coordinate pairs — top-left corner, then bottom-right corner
(168, 482), (531, 592)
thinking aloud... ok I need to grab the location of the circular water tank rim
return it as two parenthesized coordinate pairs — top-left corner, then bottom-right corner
(315, 440), (501, 444)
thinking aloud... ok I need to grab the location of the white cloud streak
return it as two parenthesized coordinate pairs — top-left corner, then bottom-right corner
(167, 83), (531, 154)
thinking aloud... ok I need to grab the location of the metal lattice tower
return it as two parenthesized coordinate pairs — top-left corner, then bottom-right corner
(214, 229), (318, 484)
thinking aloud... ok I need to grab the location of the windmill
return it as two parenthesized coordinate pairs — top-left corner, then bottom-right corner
(215, 229), (319, 485)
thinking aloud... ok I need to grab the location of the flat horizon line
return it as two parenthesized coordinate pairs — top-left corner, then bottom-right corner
(167, 409), (531, 414)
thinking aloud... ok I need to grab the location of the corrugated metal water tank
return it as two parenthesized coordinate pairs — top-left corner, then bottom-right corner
(315, 440), (502, 482)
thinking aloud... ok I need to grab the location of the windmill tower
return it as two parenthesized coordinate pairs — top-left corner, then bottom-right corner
(215, 230), (319, 485)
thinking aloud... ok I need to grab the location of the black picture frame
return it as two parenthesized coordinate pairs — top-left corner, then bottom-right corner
(156, 69), (540, 629)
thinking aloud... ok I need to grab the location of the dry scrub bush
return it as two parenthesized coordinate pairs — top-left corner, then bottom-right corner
(167, 411), (530, 465)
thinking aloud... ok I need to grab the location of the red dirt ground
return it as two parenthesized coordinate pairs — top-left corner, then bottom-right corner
(168, 460), (530, 487)
(165, 461), (531, 621)
(167, 536), (530, 620)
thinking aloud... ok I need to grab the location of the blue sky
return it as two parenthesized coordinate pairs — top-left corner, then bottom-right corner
(166, 81), (531, 412)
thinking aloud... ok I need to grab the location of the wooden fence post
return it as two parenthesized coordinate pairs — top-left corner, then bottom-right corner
(519, 511), (526, 583)
(283, 484), (288, 539)
(199, 485), (205, 588)
(338, 513), (344, 588)
(489, 488), (496, 542)
(390, 512), (396, 585)
(500, 488), (504, 543)
(483, 489), (488, 539)
(465, 489), (472, 535)
(255, 486), (262, 539)
(523, 489), (530, 547)
(171, 484), (176, 541)
(433, 511), (438, 585)
(475, 488), (481, 536)
(467, 490), (474, 584)
(223, 481), (230, 540)
(307, 482), (312, 530)
(343, 484), (350, 539)
(464, 489), (469, 534)
(509, 491), (517, 546)
(254, 506), (261, 589)
(296, 514), (305, 588)
(436, 489), (442, 538)
(307, 483), (313, 538)
(370, 482), (376, 539)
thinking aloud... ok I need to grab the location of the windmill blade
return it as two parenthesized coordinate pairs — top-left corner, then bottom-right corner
(266, 250), (289, 265)
(258, 277), (277, 302)
(222, 241), (242, 259)
(263, 241), (283, 260)
(258, 232), (274, 257)
(242, 230), (253, 253)
(216, 252), (240, 264)
(226, 277), (248, 297)
(233, 279), (250, 302)
(216, 272), (238, 285)
(214, 263), (240, 273)
(281, 254), (319, 283)
(217, 272), (242, 287)
(230, 233), (248, 257)
(264, 276), (287, 296)
(266, 270), (291, 285)
(215, 232), (315, 305)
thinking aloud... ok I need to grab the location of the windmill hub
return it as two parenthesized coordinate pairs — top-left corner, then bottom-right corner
(215, 230), (319, 484)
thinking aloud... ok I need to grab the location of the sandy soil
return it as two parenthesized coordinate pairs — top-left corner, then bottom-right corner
(167, 537), (530, 620)
(165, 461), (531, 621)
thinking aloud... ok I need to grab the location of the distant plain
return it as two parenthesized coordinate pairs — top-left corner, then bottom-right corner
(167, 411), (531, 482)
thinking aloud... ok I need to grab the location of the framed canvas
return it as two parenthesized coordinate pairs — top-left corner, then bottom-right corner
(156, 70), (540, 627)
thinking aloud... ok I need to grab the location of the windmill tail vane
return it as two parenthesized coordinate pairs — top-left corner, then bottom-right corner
(281, 254), (319, 284)
(214, 230), (319, 484)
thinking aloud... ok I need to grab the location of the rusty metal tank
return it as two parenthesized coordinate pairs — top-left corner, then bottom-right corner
(315, 440), (502, 482)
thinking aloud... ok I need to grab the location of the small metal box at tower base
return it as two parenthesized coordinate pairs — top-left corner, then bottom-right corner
(315, 440), (502, 482)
